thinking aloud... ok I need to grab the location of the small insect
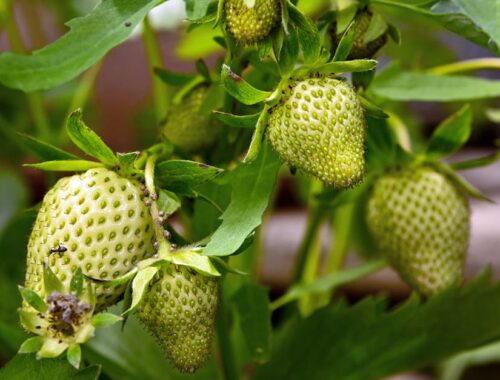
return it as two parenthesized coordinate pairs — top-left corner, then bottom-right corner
(49, 244), (67, 256)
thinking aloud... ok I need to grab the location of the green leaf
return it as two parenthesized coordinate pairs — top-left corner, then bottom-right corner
(43, 263), (64, 294)
(363, 13), (388, 44)
(70, 268), (84, 297)
(434, 162), (492, 202)
(287, 1), (321, 64)
(440, 340), (500, 380)
(332, 22), (355, 62)
(91, 313), (122, 328)
(372, 0), (499, 54)
(203, 143), (281, 256)
(427, 105), (472, 159)
(232, 283), (271, 363)
(154, 67), (195, 86)
(278, 27), (300, 76)
(0, 0), (161, 91)
(25, 160), (103, 172)
(67, 344), (82, 369)
(450, 151), (500, 171)
(117, 152), (140, 169)
(452, 0), (500, 48)
(211, 257), (248, 275)
(156, 160), (223, 197)
(185, 0), (213, 20)
(18, 286), (47, 312)
(123, 266), (159, 315)
(16, 133), (79, 161)
(18, 310), (41, 335)
(0, 354), (101, 380)
(221, 65), (272, 105)
(18, 336), (44, 354)
(157, 190), (181, 217)
(254, 274), (500, 380)
(243, 106), (270, 162)
(370, 66), (500, 101)
(271, 259), (387, 310)
(213, 111), (260, 129)
(92, 268), (138, 288)
(66, 110), (118, 166)
(168, 250), (220, 277)
(195, 59), (211, 82)
(302, 59), (377, 76)
(358, 95), (389, 119)
(486, 108), (500, 123)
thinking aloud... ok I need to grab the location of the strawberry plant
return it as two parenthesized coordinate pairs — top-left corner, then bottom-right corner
(0, 0), (499, 379)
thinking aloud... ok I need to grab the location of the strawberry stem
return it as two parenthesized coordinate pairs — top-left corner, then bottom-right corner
(145, 155), (172, 254)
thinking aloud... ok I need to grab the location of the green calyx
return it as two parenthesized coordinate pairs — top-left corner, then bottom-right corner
(267, 74), (366, 187)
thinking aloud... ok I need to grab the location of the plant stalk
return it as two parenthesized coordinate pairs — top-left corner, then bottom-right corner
(291, 180), (325, 283)
(142, 16), (171, 125)
(145, 155), (171, 255)
(427, 58), (500, 75)
(291, 203), (324, 284)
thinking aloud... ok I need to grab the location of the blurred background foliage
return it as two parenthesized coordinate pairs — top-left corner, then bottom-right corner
(0, 0), (499, 379)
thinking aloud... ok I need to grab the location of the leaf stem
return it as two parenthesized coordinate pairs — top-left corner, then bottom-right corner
(145, 155), (171, 254)
(291, 184), (325, 283)
(5, 3), (50, 140)
(324, 204), (354, 275)
(142, 15), (171, 125)
(270, 259), (387, 311)
(427, 58), (500, 75)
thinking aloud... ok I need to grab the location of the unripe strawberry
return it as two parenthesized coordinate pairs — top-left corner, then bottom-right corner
(162, 85), (220, 153)
(331, 10), (388, 59)
(224, 0), (281, 45)
(366, 166), (469, 296)
(137, 265), (219, 373)
(25, 168), (156, 310)
(267, 76), (365, 187)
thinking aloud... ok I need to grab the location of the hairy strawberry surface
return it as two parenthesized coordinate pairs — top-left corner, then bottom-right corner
(25, 168), (156, 309)
(367, 166), (469, 295)
(268, 76), (365, 187)
(225, 0), (280, 44)
(137, 265), (219, 373)
(162, 85), (220, 153)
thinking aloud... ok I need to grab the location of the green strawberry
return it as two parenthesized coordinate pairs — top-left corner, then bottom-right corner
(162, 85), (220, 153)
(331, 9), (388, 59)
(224, 0), (281, 45)
(137, 264), (219, 373)
(267, 75), (365, 187)
(25, 168), (156, 310)
(366, 166), (469, 296)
